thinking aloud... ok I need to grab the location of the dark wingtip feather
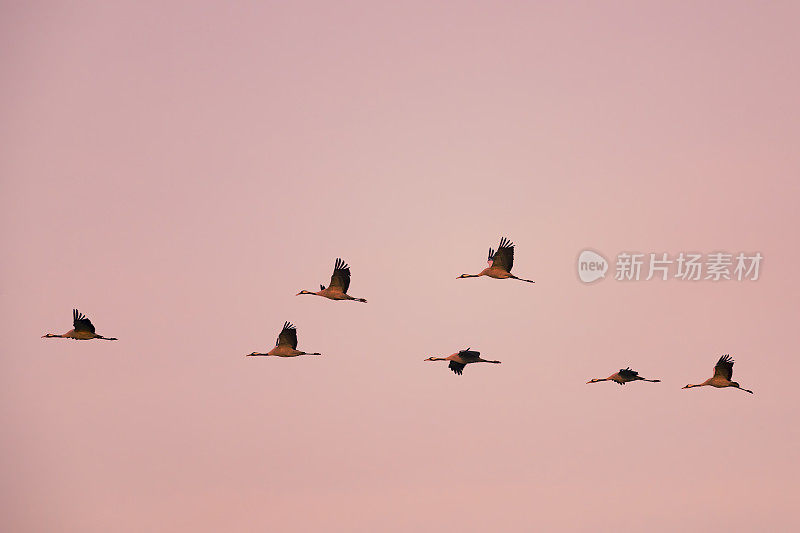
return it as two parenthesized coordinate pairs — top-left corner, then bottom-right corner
(448, 361), (465, 375)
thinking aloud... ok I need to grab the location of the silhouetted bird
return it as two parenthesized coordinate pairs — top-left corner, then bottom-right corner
(247, 322), (321, 357)
(42, 309), (117, 341)
(587, 367), (660, 385)
(457, 237), (535, 283)
(683, 354), (753, 394)
(297, 258), (367, 302)
(424, 348), (501, 375)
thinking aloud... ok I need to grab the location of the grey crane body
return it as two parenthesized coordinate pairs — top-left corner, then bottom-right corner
(425, 348), (501, 375)
(457, 237), (535, 283)
(297, 258), (367, 302)
(42, 309), (117, 341)
(683, 354), (753, 394)
(587, 367), (661, 385)
(247, 322), (321, 357)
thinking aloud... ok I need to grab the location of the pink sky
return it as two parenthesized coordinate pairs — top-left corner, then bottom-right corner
(2, 1), (799, 531)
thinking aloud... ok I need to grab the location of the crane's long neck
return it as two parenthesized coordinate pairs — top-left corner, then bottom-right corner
(297, 290), (322, 297)
(640, 378), (661, 382)
(458, 273), (481, 278)
(42, 333), (65, 338)
(587, 378), (608, 383)
(428, 357), (447, 361)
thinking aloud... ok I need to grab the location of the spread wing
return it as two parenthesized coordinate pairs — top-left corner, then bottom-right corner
(490, 237), (515, 272)
(618, 367), (639, 379)
(457, 348), (480, 362)
(329, 258), (351, 293)
(276, 322), (298, 349)
(714, 354), (734, 381)
(487, 247), (495, 265)
(72, 309), (95, 334)
(448, 361), (465, 375)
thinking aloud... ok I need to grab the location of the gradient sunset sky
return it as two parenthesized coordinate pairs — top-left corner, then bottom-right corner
(2, 2), (799, 531)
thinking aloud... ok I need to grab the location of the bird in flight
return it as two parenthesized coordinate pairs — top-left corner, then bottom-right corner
(457, 237), (535, 283)
(42, 309), (118, 341)
(247, 322), (321, 357)
(297, 258), (367, 302)
(683, 354), (753, 394)
(587, 367), (661, 385)
(424, 348), (501, 375)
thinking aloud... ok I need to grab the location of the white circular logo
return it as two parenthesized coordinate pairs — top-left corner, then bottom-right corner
(577, 250), (608, 283)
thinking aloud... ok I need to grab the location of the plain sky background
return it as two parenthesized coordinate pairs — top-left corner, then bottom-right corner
(2, 1), (799, 531)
